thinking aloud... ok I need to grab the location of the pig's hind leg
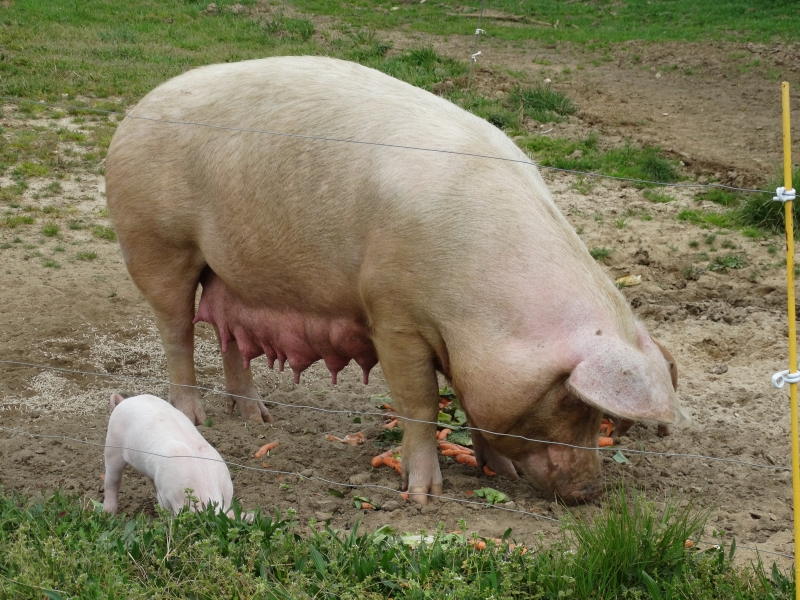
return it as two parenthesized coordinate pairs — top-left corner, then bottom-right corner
(215, 328), (273, 423)
(372, 330), (443, 504)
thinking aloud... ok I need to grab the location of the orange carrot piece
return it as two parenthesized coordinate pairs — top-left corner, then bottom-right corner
(684, 539), (695, 549)
(437, 428), (452, 440)
(598, 437), (614, 447)
(441, 448), (471, 457)
(439, 398), (452, 407)
(438, 441), (474, 454)
(262, 462), (269, 468)
(455, 454), (478, 468)
(254, 441), (279, 458)
(382, 419), (399, 429)
(382, 403), (395, 411)
(361, 502), (375, 510)
(371, 456), (384, 468)
(383, 456), (403, 474)
(400, 492), (409, 501)
(483, 466), (497, 476)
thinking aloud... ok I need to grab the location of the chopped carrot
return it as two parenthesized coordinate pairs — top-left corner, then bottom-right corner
(361, 502), (375, 510)
(382, 403), (394, 411)
(371, 455), (385, 468)
(383, 456), (403, 474)
(455, 454), (478, 468)
(262, 462), (269, 468)
(382, 419), (399, 429)
(436, 428), (452, 440)
(483, 466), (497, 476)
(442, 448), (471, 457)
(684, 539), (695, 549)
(465, 490), (474, 496)
(598, 437), (614, 447)
(438, 441), (474, 455)
(439, 397), (451, 407)
(254, 441), (279, 458)
(400, 492), (409, 501)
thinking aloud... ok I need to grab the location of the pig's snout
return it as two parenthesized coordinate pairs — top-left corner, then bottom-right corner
(516, 444), (603, 505)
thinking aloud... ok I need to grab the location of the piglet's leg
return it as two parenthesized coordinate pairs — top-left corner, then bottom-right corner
(372, 330), (442, 505)
(214, 329), (273, 423)
(103, 450), (126, 514)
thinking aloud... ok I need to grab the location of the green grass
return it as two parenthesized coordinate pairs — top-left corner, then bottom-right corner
(507, 84), (577, 124)
(41, 222), (59, 237)
(3, 214), (35, 228)
(91, 225), (116, 241)
(708, 253), (748, 272)
(643, 188), (675, 203)
(525, 133), (680, 183)
(76, 250), (98, 261)
(290, 0), (800, 45)
(0, 486), (793, 599)
(589, 246), (613, 262)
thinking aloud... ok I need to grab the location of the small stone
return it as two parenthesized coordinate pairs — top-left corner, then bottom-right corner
(750, 512), (762, 519)
(204, 3), (218, 13)
(382, 500), (401, 512)
(349, 472), (371, 485)
(34, 447), (46, 455)
(690, 486), (702, 494)
(300, 468), (313, 478)
(315, 511), (333, 521)
(660, 469), (671, 478)
(708, 364), (728, 375)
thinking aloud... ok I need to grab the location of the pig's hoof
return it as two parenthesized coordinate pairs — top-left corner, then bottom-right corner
(407, 482), (443, 505)
(236, 397), (273, 423)
(173, 397), (207, 426)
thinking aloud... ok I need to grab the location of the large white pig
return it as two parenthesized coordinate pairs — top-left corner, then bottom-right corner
(103, 393), (234, 515)
(105, 56), (682, 504)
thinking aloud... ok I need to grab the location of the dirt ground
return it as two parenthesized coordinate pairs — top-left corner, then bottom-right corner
(2, 28), (800, 569)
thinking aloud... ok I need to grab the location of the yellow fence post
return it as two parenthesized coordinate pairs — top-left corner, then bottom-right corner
(771, 81), (798, 593)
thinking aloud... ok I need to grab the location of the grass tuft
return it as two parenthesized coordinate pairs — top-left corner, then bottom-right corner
(508, 84), (577, 123)
(589, 246), (613, 262)
(76, 250), (98, 261)
(42, 222), (59, 237)
(91, 225), (116, 242)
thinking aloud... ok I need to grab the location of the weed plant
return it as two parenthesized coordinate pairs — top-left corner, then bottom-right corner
(0, 486), (792, 598)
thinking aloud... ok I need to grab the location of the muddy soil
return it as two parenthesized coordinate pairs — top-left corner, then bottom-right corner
(2, 29), (799, 569)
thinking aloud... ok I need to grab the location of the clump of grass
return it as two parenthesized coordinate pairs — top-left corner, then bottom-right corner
(42, 258), (60, 268)
(614, 217), (628, 229)
(76, 250), (98, 261)
(92, 225), (116, 241)
(3, 214), (35, 228)
(507, 83), (577, 123)
(643, 188), (674, 203)
(709, 254), (748, 272)
(589, 246), (613, 262)
(695, 187), (744, 207)
(261, 13), (315, 42)
(677, 209), (736, 229)
(526, 133), (680, 184)
(42, 222), (59, 237)
(68, 220), (84, 230)
(689, 240), (699, 248)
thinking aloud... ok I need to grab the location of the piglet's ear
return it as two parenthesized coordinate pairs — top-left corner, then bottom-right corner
(109, 393), (125, 411)
(566, 339), (678, 424)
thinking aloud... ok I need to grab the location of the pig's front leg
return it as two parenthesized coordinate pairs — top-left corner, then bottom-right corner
(373, 330), (442, 504)
(103, 448), (127, 514)
(471, 429), (519, 478)
(215, 329), (273, 423)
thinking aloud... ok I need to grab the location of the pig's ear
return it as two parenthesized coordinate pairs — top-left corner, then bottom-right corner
(109, 393), (125, 411)
(566, 339), (678, 423)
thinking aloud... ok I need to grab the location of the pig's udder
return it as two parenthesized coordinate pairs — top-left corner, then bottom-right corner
(193, 271), (379, 385)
